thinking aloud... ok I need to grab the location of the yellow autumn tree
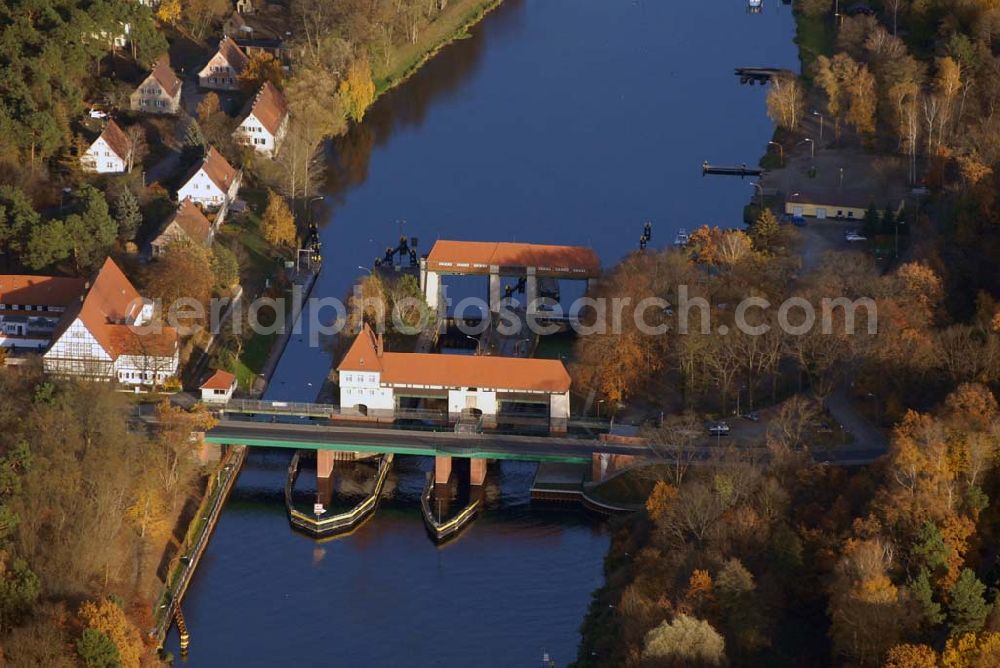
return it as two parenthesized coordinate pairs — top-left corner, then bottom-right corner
(885, 643), (938, 668)
(240, 51), (284, 90)
(942, 631), (1000, 668)
(78, 599), (144, 668)
(156, 0), (182, 24)
(260, 190), (297, 248)
(646, 481), (678, 524)
(338, 57), (376, 123)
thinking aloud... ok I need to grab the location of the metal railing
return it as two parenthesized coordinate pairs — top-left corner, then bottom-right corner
(420, 473), (482, 542)
(151, 445), (246, 647)
(219, 398), (611, 436)
(284, 451), (393, 537)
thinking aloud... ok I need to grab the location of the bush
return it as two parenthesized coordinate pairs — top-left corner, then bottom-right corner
(642, 614), (726, 666)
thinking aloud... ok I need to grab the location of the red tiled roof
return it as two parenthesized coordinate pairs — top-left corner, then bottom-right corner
(97, 120), (132, 161)
(200, 369), (236, 390)
(216, 36), (249, 74)
(53, 258), (177, 361)
(240, 82), (288, 136)
(0, 275), (86, 308)
(149, 55), (181, 97)
(338, 325), (571, 393)
(183, 147), (238, 193)
(158, 198), (212, 246)
(426, 241), (600, 277)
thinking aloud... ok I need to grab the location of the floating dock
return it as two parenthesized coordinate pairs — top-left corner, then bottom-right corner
(702, 161), (764, 177)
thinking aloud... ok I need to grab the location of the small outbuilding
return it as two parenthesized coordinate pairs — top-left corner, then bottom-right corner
(200, 369), (237, 404)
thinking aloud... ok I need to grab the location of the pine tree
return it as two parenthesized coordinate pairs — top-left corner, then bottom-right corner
(113, 189), (141, 242)
(909, 568), (945, 629)
(183, 118), (206, 151)
(751, 208), (780, 253)
(948, 568), (990, 638)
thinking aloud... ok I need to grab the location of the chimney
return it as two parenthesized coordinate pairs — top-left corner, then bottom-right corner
(376, 332), (384, 357)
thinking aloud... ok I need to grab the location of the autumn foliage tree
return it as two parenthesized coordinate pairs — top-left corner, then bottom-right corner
(261, 190), (297, 249)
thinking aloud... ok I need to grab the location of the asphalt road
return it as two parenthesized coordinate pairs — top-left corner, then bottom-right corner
(203, 418), (887, 466)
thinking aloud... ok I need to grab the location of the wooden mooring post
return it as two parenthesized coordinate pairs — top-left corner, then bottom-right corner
(175, 607), (190, 651)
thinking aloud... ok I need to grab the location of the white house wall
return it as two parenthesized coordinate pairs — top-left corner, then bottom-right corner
(82, 137), (125, 174)
(43, 318), (113, 378)
(339, 370), (395, 411)
(178, 170), (227, 209)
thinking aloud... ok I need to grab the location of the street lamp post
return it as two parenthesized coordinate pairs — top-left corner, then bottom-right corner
(596, 399), (605, 418)
(800, 138), (815, 160)
(768, 140), (783, 166)
(811, 109), (824, 143)
(357, 265), (372, 275)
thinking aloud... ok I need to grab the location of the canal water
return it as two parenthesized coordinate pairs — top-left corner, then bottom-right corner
(167, 1), (796, 664)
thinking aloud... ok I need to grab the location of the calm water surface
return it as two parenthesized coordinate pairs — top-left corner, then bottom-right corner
(168, 1), (796, 664)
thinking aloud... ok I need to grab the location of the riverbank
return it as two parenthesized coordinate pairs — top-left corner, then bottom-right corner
(151, 445), (246, 650)
(372, 0), (505, 95)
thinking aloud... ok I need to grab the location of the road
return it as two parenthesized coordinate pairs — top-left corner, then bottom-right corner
(201, 417), (888, 467)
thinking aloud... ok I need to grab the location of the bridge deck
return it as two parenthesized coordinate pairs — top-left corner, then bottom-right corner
(205, 419), (643, 463)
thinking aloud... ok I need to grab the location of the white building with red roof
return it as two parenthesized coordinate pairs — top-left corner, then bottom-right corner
(198, 37), (250, 91)
(337, 324), (571, 421)
(233, 82), (289, 157)
(176, 147), (242, 213)
(200, 369), (237, 404)
(0, 275), (86, 351)
(151, 198), (214, 257)
(43, 258), (179, 386)
(81, 120), (132, 174)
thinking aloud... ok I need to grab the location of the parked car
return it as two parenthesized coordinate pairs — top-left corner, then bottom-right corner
(845, 231), (867, 242)
(707, 421), (731, 436)
(742, 411), (760, 422)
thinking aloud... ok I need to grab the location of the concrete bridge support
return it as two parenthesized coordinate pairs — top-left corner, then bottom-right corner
(317, 449), (336, 480)
(470, 458), (487, 486)
(525, 266), (538, 316)
(489, 265), (501, 313)
(435, 455), (453, 485)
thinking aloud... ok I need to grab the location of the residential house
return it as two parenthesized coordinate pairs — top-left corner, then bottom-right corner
(151, 198), (214, 257)
(198, 36), (249, 91)
(130, 56), (182, 114)
(176, 147), (242, 215)
(43, 259), (179, 386)
(200, 369), (237, 404)
(0, 276), (86, 352)
(80, 120), (132, 174)
(233, 82), (289, 158)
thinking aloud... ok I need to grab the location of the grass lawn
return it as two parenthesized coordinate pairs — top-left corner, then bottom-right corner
(795, 13), (835, 76)
(233, 329), (274, 390)
(372, 0), (503, 93)
(588, 464), (672, 507)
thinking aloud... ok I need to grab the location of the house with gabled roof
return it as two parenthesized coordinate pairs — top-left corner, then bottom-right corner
(337, 324), (572, 422)
(198, 37), (250, 91)
(130, 56), (182, 114)
(42, 258), (179, 386)
(151, 198), (214, 258)
(0, 275), (86, 351)
(176, 147), (242, 213)
(233, 82), (289, 158)
(81, 120), (132, 174)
